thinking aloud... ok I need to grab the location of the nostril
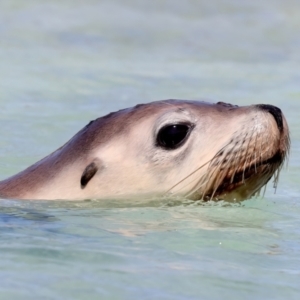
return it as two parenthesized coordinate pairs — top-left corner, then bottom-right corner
(257, 104), (283, 132)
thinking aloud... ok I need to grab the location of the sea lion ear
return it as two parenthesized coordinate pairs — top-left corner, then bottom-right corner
(80, 160), (99, 189)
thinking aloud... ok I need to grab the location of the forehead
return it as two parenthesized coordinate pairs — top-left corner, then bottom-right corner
(127, 100), (216, 117)
(95, 100), (245, 158)
(99, 100), (239, 129)
(87, 100), (240, 142)
(124, 99), (239, 120)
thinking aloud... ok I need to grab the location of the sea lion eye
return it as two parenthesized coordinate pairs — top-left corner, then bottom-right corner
(156, 123), (192, 150)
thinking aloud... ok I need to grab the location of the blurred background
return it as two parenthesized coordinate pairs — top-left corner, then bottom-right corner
(0, 1), (299, 299)
(0, 0), (299, 168)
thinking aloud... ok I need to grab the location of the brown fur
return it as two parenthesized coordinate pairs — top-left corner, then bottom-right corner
(0, 100), (290, 201)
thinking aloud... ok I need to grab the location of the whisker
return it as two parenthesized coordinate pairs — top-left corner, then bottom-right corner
(166, 160), (211, 194)
(165, 110), (289, 201)
(168, 136), (239, 191)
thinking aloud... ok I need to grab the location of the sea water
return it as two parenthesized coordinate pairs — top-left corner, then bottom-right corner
(0, 1), (299, 299)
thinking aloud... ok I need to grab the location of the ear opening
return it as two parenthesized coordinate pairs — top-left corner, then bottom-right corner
(80, 162), (98, 189)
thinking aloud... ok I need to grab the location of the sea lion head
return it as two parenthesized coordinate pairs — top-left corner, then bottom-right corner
(75, 100), (289, 201)
(0, 100), (290, 201)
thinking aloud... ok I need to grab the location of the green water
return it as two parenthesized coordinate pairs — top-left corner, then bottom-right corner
(0, 0), (299, 299)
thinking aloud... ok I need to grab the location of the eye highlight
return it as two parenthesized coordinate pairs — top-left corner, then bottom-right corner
(156, 123), (193, 150)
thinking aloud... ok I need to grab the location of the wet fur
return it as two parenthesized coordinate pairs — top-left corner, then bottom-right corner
(0, 100), (290, 201)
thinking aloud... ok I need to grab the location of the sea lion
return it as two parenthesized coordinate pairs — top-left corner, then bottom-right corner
(0, 100), (290, 201)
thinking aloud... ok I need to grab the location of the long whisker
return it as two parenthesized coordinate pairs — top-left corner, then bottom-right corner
(165, 160), (211, 194)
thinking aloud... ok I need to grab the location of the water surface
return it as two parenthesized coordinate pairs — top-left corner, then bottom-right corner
(0, 0), (299, 299)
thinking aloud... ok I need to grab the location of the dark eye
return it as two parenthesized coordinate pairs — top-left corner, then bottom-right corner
(156, 123), (192, 150)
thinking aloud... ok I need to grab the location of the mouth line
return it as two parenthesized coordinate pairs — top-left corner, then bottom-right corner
(212, 151), (284, 197)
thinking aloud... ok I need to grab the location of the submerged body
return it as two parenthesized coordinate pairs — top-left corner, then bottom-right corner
(0, 100), (290, 201)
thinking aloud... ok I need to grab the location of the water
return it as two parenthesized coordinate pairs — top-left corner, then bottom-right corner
(0, 0), (300, 299)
